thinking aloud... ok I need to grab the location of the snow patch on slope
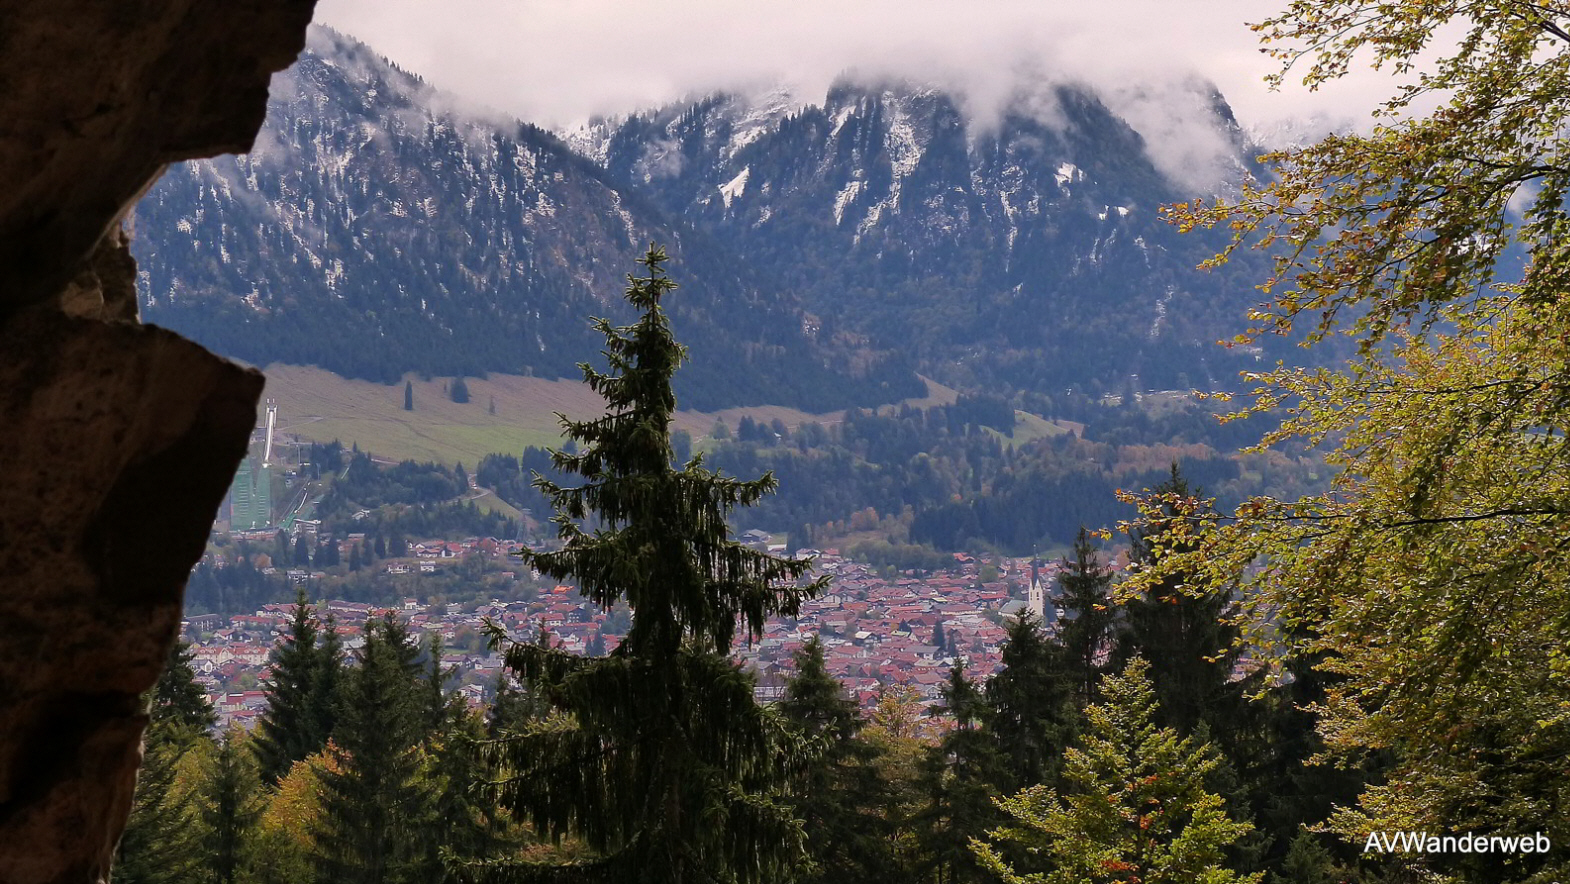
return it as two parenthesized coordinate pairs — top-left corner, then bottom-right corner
(726, 85), (802, 158)
(719, 167), (750, 209)
(834, 179), (863, 225)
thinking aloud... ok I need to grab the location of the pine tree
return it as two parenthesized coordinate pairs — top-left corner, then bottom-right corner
(115, 642), (214, 884)
(311, 613), (427, 884)
(155, 638), (218, 732)
(115, 720), (205, 884)
(485, 672), (544, 739)
(468, 247), (825, 883)
(1056, 526), (1117, 708)
(412, 634), (512, 879)
(984, 612), (1076, 794)
(777, 636), (899, 883)
(1270, 832), (1337, 884)
(418, 705), (514, 879)
(915, 661), (1004, 884)
(1118, 466), (1245, 739)
(311, 612), (344, 745)
(404, 380), (414, 411)
(1119, 469), (1273, 851)
(1252, 637), (1372, 874)
(421, 632), (454, 732)
(973, 658), (1262, 884)
(254, 591), (329, 785)
(451, 376), (471, 403)
(200, 729), (263, 884)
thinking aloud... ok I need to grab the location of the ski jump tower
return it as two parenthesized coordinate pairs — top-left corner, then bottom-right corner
(262, 398), (277, 466)
(228, 399), (277, 530)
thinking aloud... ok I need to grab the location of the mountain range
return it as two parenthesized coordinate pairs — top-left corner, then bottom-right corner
(133, 26), (1280, 412)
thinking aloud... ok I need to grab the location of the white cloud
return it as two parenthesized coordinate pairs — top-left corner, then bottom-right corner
(313, 0), (1407, 139)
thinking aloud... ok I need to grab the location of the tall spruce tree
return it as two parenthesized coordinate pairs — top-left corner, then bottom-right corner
(466, 247), (825, 884)
(200, 729), (263, 884)
(115, 721), (205, 884)
(485, 671), (544, 738)
(1118, 467), (1274, 860)
(984, 612), (1076, 794)
(311, 611), (344, 743)
(1055, 527), (1117, 708)
(115, 641), (214, 884)
(311, 613), (427, 884)
(421, 632), (455, 732)
(1118, 466), (1246, 739)
(915, 661), (1004, 884)
(1251, 635), (1374, 874)
(777, 636), (899, 884)
(254, 591), (330, 785)
(973, 658), (1262, 884)
(155, 638), (218, 732)
(416, 672), (512, 879)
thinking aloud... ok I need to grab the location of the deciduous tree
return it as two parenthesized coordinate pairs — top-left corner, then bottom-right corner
(1157, 2), (1570, 875)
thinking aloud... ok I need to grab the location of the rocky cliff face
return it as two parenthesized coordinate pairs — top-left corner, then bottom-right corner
(0, 3), (313, 881)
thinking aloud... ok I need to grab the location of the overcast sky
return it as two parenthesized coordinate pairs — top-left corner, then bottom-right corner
(312, 0), (1406, 137)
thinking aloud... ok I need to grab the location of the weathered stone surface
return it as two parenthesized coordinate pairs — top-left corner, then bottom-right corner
(0, 0), (318, 316)
(0, 311), (264, 883)
(0, 1), (316, 881)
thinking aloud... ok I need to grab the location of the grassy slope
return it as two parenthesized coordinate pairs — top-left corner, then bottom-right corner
(260, 364), (960, 467)
(985, 411), (1073, 448)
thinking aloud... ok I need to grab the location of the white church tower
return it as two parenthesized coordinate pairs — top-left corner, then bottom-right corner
(1027, 557), (1046, 622)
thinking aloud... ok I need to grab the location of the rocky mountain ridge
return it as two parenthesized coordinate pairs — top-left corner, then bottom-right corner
(134, 26), (1280, 410)
(574, 75), (1278, 394)
(133, 27), (919, 411)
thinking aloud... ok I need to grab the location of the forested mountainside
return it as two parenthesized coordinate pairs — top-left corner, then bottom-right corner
(573, 78), (1282, 394)
(133, 26), (1287, 412)
(131, 27), (920, 411)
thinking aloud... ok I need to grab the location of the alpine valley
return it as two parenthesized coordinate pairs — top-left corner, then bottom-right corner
(132, 26), (1283, 414)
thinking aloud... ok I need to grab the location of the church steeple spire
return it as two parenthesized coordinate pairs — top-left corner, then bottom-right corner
(1027, 549), (1046, 621)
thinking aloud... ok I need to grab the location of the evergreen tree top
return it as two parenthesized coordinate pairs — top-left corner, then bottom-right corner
(477, 247), (820, 884)
(974, 657), (1261, 884)
(526, 246), (827, 659)
(779, 635), (859, 742)
(153, 639), (217, 735)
